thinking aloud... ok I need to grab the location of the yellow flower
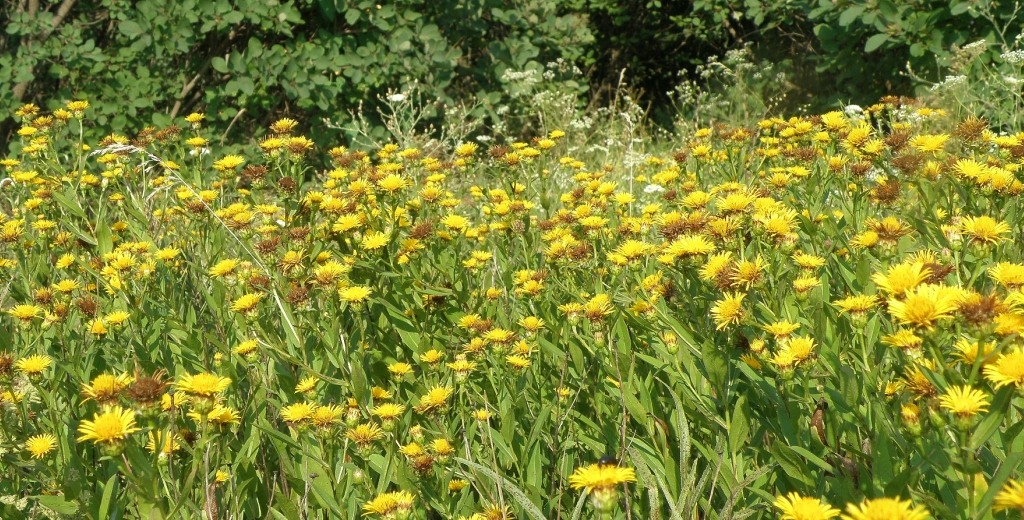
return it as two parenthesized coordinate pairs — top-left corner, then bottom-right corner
(77, 405), (140, 445)
(270, 118), (299, 134)
(15, 354), (52, 375)
(774, 492), (840, 520)
(938, 385), (989, 418)
(989, 262), (1024, 288)
(340, 285), (373, 303)
(311, 404), (342, 428)
(872, 262), (930, 297)
(887, 284), (960, 329)
(415, 385), (453, 414)
(442, 214), (470, 231)
(8, 304), (42, 322)
(994, 479), (1024, 511)
(568, 463), (637, 492)
(909, 133), (949, 153)
(376, 174), (408, 193)
(346, 422), (385, 446)
(295, 376), (318, 394)
(82, 373), (134, 403)
(841, 497), (929, 520)
(361, 231), (389, 250)
(230, 292), (264, 313)
(711, 292), (746, 330)
(176, 372), (231, 398)
(763, 320), (800, 339)
(25, 433), (58, 458)
(212, 155), (245, 171)
(281, 402), (317, 424)
(984, 347), (1024, 389)
(960, 215), (1011, 246)
(362, 490), (415, 518)
(146, 431), (181, 456)
(372, 403), (406, 422)
(209, 259), (241, 277)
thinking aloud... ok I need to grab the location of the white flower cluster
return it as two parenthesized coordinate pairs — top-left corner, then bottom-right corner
(1001, 49), (1024, 65)
(929, 75), (967, 91)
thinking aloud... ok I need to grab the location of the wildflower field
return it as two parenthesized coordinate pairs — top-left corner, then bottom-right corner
(4, 97), (1024, 520)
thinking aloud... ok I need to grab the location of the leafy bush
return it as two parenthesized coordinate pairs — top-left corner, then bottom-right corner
(1, 0), (591, 151)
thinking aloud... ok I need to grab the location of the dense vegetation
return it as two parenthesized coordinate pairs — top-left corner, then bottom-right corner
(5, 92), (1024, 518)
(3, 0), (1023, 150)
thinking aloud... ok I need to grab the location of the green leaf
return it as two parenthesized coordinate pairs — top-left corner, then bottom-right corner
(35, 495), (79, 514)
(119, 20), (144, 38)
(97, 473), (118, 518)
(864, 33), (890, 52)
(838, 5), (865, 27)
(728, 394), (749, 450)
(770, 443), (812, 487)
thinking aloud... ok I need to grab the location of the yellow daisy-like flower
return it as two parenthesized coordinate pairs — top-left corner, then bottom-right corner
(82, 373), (134, 403)
(989, 262), (1024, 289)
(994, 479), (1024, 511)
(362, 490), (415, 518)
(441, 214), (470, 231)
(175, 372), (231, 398)
(310, 404), (343, 428)
(415, 385), (453, 414)
(960, 215), (1011, 246)
(711, 292), (746, 330)
(24, 433), (58, 459)
(938, 385), (989, 417)
(774, 492), (840, 520)
(841, 497), (929, 520)
(212, 155), (245, 172)
(8, 304), (42, 322)
(361, 231), (389, 250)
(568, 463), (637, 492)
(77, 405), (140, 445)
(909, 133), (949, 153)
(887, 284), (960, 329)
(984, 347), (1024, 389)
(763, 320), (800, 339)
(371, 403), (406, 421)
(872, 262), (930, 297)
(209, 259), (241, 278)
(340, 285), (373, 304)
(295, 376), (318, 394)
(230, 292), (264, 314)
(346, 422), (385, 447)
(280, 402), (317, 424)
(15, 354), (52, 375)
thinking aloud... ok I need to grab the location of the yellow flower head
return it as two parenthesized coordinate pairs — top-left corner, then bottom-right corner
(841, 497), (929, 520)
(711, 292), (746, 330)
(774, 492), (840, 520)
(568, 463), (637, 492)
(984, 347), (1024, 389)
(77, 405), (140, 445)
(938, 385), (989, 418)
(362, 490), (415, 518)
(960, 215), (1011, 246)
(25, 433), (58, 458)
(82, 373), (134, 403)
(15, 354), (52, 375)
(415, 385), (453, 414)
(176, 372), (231, 398)
(994, 479), (1024, 511)
(887, 284), (960, 329)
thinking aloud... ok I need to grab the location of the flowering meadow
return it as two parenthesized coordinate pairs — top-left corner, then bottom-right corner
(4, 97), (1024, 519)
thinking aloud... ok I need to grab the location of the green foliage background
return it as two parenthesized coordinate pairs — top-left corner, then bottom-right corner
(2, 0), (1023, 150)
